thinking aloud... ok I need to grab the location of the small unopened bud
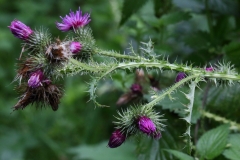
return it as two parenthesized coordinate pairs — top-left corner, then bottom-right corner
(175, 72), (186, 82)
(138, 116), (156, 135)
(70, 41), (82, 53)
(9, 20), (33, 40)
(108, 129), (126, 148)
(28, 69), (44, 88)
(130, 84), (142, 94)
(206, 67), (213, 72)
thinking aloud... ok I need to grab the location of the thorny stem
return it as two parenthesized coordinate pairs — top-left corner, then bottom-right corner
(65, 58), (240, 81)
(201, 110), (240, 131)
(96, 49), (148, 61)
(144, 74), (199, 110)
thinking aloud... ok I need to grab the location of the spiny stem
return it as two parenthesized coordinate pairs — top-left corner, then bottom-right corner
(144, 74), (199, 110)
(66, 59), (240, 81)
(95, 49), (149, 61)
(201, 110), (240, 131)
(69, 58), (99, 72)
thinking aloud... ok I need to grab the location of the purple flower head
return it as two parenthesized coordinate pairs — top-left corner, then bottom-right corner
(9, 20), (33, 40)
(130, 84), (142, 94)
(56, 7), (91, 32)
(138, 116), (156, 135)
(175, 72), (186, 83)
(108, 129), (126, 148)
(206, 67), (213, 72)
(153, 131), (162, 140)
(28, 69), (44, 88)
(70, 41), (82, 53)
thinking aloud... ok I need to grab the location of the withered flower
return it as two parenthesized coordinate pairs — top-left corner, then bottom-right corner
(46, 39), (77, 62)
(15, 57), (37, 82)
(13, 83), (62, 111)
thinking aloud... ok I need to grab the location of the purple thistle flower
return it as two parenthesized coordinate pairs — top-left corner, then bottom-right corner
(206, 67), (213, 72)
(8, 20), (33, 40)
(130, 84), (142, 94)
(138, 116), (156, 135)
(70, 41), (82, 53)
(28, 69), (44, 88)
(175, 72), (186, 82)
(56, 7), (91, 32)
(108, 129), (126, 148)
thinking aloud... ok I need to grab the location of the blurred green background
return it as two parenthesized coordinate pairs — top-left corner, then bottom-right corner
(1, 0), (240, 160)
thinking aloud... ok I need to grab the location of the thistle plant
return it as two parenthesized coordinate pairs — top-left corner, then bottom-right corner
(8, 6), (240, 159)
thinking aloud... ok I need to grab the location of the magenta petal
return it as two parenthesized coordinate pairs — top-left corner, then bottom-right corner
(108, 129), (126, 148)
(138, 116), (156, 135)
(9, 20), (33, 40)
(56, 7), (91, 32)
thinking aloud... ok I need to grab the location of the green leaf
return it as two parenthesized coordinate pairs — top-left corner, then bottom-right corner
(68, 141), (135, 160)
(164, 149), (194, 160)
(223, 41), (240, 70)
(136, 127), (178, 160)
(196, 124), (230, 159)
(223, 134), (240, 160)
(159, 86), (202, 124)
(153, 0), (171, 18)
(158, 11), (191, 26)
(120, 0), (149, 26)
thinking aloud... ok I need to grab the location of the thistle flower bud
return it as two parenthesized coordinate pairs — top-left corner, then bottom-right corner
(56, 7), (91, 32)
(130, 84), (142, 95)
(70, 41), (82, 53)
(9, 20), (33, 40)
(206, 67), (213, 72)
(175, 72), (186, 83)
(28, 69), (44, 88)
(138, 116), (156, 135)
(108, 129), (126, 148)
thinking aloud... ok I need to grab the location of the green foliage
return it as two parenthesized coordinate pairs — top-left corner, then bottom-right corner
(223, 134), (240, 160)
(68, 141), (135, 160)
(196, 124), (230, 159)
(120, 0), (149, 25)
(164, 149), (194, 160)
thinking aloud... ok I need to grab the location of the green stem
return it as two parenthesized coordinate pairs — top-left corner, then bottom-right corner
(95, 49), (149, 61)
(201, 110), (240, 131)
(144, 74), (199, 110)
(66, 59), (240, 81)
